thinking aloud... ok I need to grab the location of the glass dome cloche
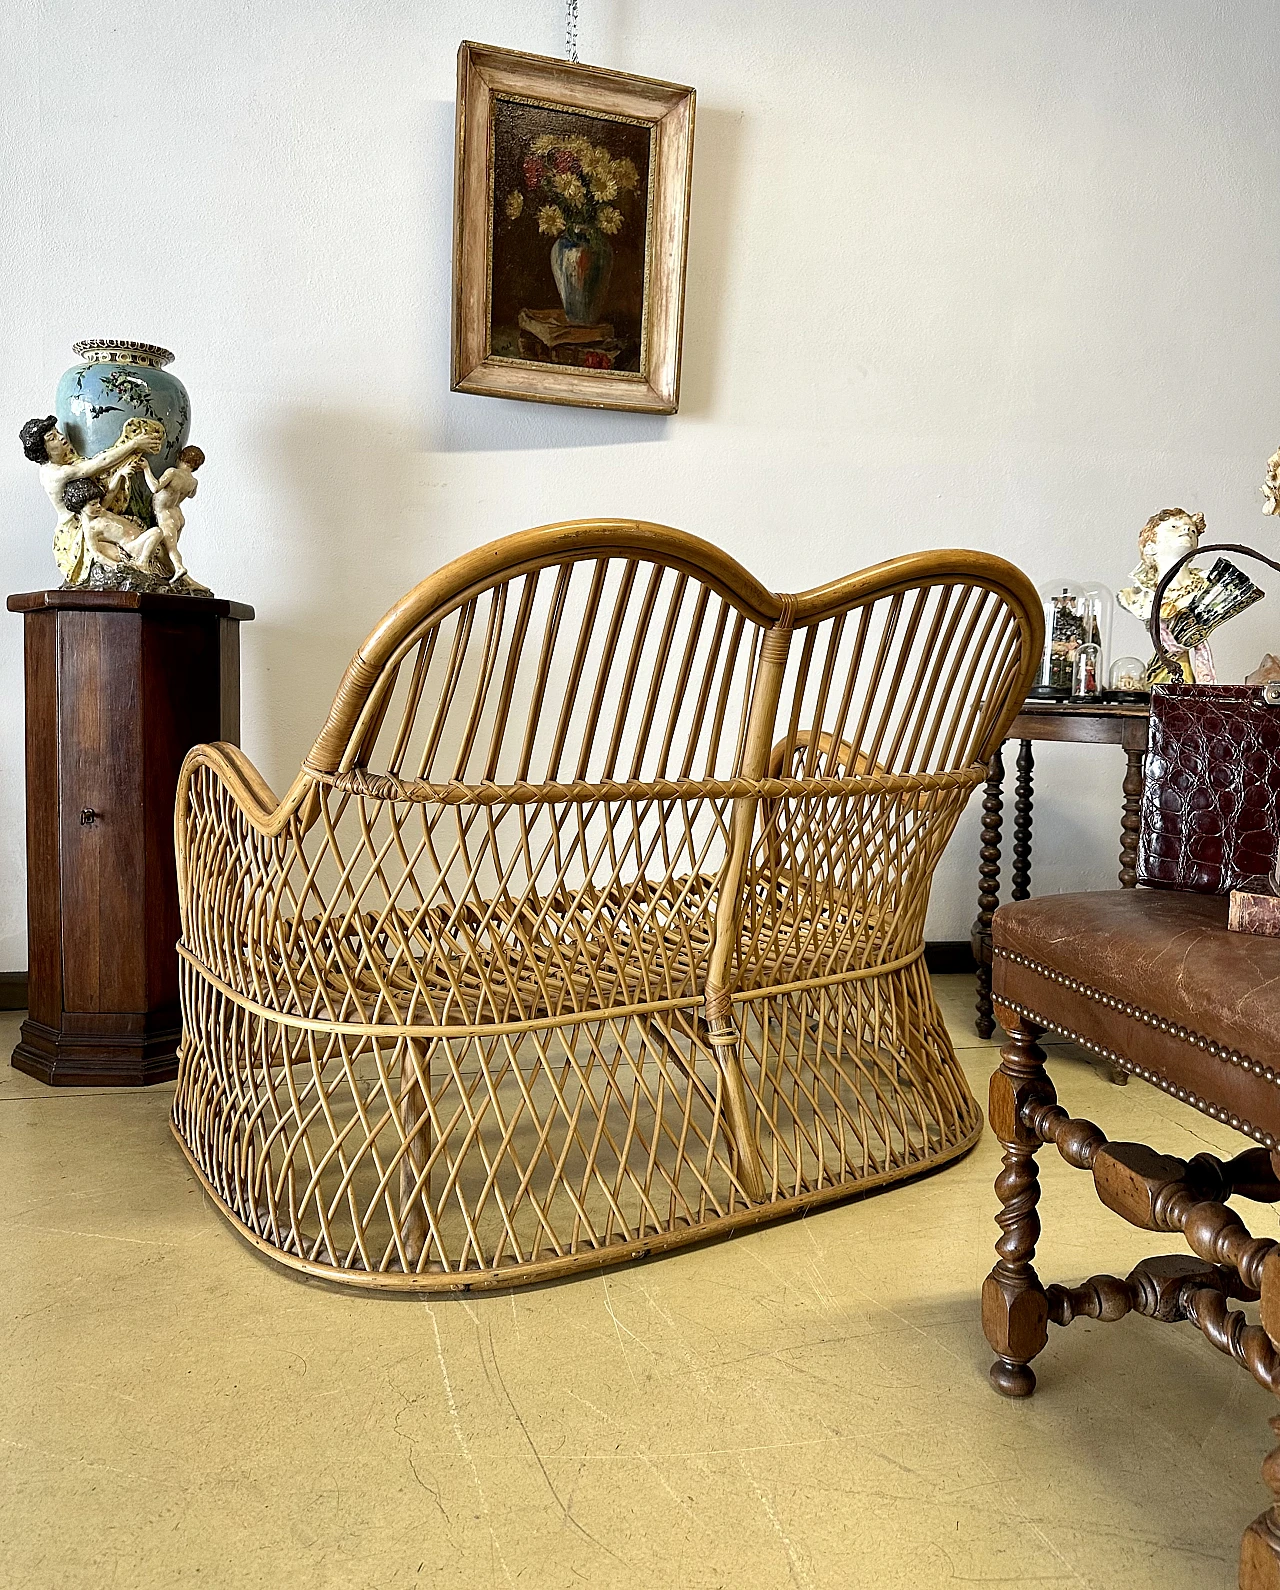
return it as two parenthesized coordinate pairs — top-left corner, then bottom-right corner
(1108, 655), (1149, 701)
(1071, 641), (1102, 699)
(1080, 581), (1112, 683)
(1030, 579), (1087, 700)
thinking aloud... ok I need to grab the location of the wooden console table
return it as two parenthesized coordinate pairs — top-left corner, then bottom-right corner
(8, 588), (253, 1086)
(971, 699), (1150, 1040)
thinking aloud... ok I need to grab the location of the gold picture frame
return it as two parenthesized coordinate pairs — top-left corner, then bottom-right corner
(451, 41), (695, 414)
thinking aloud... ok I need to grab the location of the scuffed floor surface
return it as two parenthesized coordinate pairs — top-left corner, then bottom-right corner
(2, 976), (1277, 1589)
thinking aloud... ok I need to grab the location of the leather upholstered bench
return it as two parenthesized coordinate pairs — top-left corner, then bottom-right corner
(985, 887), (1280, 1588)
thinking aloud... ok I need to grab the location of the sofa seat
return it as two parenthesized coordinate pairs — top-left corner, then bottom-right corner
(992, 888), (1280, 1148)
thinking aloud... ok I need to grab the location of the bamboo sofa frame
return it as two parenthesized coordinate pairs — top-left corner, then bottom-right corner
(171, 520), (1041, 1290)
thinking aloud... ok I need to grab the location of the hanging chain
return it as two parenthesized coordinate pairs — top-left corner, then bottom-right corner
(565, 0), (579, 62)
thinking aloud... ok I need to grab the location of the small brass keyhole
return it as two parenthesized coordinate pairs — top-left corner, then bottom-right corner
(80, 808), (97, 826)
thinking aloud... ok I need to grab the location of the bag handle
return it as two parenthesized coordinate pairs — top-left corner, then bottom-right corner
(1148, 541), (1280, 673)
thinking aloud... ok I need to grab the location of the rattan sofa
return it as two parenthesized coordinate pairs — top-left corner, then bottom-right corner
(171, 520), (1041, 1290)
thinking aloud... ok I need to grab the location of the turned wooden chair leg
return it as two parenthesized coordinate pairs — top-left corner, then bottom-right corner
(1241, 1416), (1280, 1589)
(983, 1015), (1052, 1397)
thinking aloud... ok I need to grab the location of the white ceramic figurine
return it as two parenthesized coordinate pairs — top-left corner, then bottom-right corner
(142, 446), (205, 584)
(1117, 508), (1213, 682)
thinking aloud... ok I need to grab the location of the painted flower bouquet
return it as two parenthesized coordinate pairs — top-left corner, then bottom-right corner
(504, 133), (640, 240)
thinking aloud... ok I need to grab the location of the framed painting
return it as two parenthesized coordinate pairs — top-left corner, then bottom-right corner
(452, 42), (695, 414)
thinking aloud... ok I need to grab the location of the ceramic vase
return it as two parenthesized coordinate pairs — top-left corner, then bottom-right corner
(550, 233), (613, 325)
(56, 341), (191, 523)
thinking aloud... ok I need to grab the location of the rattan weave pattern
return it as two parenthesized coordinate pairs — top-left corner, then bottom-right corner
(171, 520), (1041, 1289)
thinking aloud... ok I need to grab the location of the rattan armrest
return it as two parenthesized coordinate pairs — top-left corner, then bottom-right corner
(175, 740), (317, 889)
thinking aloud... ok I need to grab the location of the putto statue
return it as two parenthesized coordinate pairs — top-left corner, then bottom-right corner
(1119, 506), (1261, 683)
(143, 446), (205, 585)
(1263, 446), (1280, 518)
(19, 340), (210, 594)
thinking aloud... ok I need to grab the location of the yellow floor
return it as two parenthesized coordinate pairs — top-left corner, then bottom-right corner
(2, 976), (1276, 1589)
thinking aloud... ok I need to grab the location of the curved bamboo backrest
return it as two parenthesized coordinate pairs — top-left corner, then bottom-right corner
(301, 522), (1037, 793)
(305, 521), (782, 788)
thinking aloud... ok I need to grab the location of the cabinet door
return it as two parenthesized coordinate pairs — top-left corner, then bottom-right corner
(58, 611), (146, 1012)
(140, 613), (226, 1011)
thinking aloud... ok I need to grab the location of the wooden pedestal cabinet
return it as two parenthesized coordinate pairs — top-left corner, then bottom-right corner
(7, 589), (253, 1086)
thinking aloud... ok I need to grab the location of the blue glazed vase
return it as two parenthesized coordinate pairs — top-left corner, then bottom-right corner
(550, 232), (613, 325)
(56, 340), (190, 523)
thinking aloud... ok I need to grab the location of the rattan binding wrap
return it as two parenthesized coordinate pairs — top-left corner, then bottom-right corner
(171, 520), (1042, 1290)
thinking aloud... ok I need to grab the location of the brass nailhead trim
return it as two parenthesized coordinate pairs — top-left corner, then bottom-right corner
(993, 947), (1275, 1082)
(995, 993), (1276, 1150)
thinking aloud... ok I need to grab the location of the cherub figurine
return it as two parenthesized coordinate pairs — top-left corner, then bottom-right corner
(1263, 447), (1280, 517)
(142, 446), (204, 584)
(19, 414), (162, 583)
(1117, 508), (1213, 682)
(60, 477), (156, 577)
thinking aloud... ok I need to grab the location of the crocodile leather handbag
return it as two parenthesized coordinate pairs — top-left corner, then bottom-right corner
(1137, 542), (1280, 893)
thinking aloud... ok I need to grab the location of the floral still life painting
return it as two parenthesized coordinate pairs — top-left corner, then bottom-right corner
(492, 104), (650, 375)
(453, 43), (695, 414)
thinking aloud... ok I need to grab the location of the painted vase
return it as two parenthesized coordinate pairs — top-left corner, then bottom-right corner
(550, 233), (613, 325)
(56, 340), (191, 524)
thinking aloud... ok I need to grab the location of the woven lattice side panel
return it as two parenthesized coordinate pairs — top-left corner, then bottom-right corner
(174, 965), (762, 1276)
(180, 769), (739, 1029)
(735, 958), (981, 1200)
(739, 782), (978, 990)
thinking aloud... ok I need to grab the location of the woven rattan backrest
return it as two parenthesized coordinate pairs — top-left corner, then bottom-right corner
(305, 522), (782, 790)
(324, 555), (771, 794)
(775, 570), (1026, 781)
(731, 558), (1037, 989)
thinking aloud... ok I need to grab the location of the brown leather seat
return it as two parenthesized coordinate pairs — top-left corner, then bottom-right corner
(992, 888), (1280, 1148)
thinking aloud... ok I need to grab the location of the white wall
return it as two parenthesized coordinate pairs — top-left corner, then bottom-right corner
(4, 0), (1280, 972)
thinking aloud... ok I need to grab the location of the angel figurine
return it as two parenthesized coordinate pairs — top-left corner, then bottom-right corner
(1263, 446), (1280, 517)
(142, 446), (205, 585)
(1118, 507), (1263, 683)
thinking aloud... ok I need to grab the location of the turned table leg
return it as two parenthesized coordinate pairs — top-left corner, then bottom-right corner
(1118, 746), (1144, 889)
(1011, 740), (1033, 903)
(973, 745), (1005, 1039)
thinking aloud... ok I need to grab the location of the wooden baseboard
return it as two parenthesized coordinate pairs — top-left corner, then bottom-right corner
(0, 972), (28, 1011)
(923, 942), (976, 974)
